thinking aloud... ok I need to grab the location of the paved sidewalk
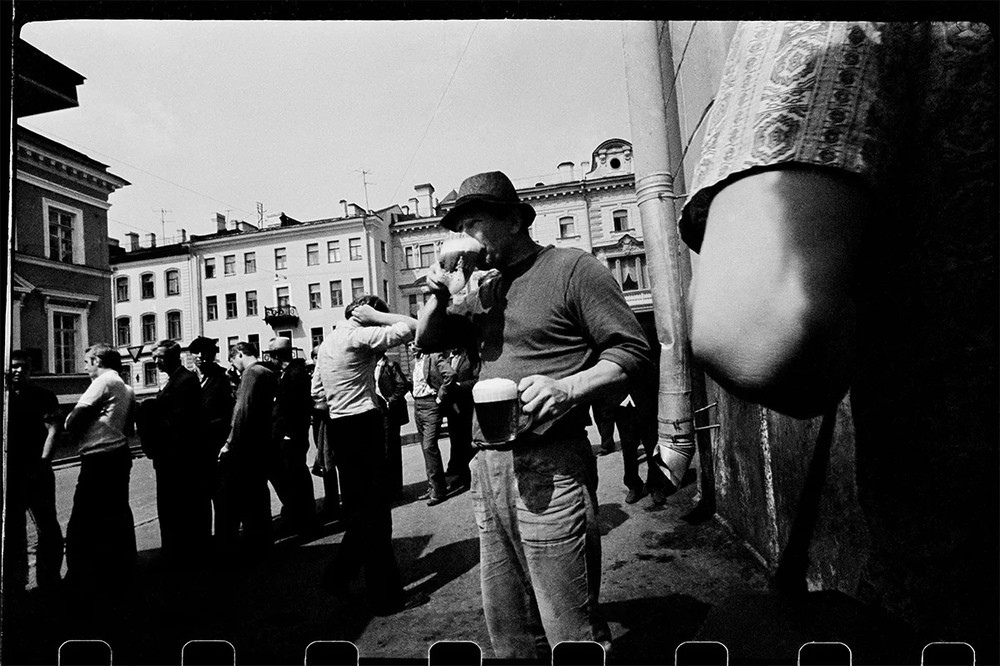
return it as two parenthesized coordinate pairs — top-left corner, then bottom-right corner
(11, 425), (770, 665)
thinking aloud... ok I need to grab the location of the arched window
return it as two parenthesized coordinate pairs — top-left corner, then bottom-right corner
(141, 313), (157, 344)
(166, 311), (182, 341)
(116, 316), (131, 346)
(165, 269), (180, 296)
(140, 272), (155, 299)
(116, 276), (130, 302)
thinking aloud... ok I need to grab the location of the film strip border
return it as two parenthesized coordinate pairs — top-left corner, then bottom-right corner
(54, 639), (977, 665)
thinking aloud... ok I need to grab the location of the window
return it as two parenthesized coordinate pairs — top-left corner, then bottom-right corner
(613, 209), (630, 232)
(276, 286), (290, 308)
(380, 241), (387, 263)
(166, 311), (182, 340)
(351, 278), (364, 300)
(306, 243), (319, 266)
(349, 238), (362, 261)
(165, 269), (180, 296)
(383, 279), (389, 300)
(247, 334), (260, 356)
(607, 255), (649, 292)
(405, 247), (415, 269)
(144, 362), (159, 387)
(205, 257), (216, 279)
(224, 255), (236, 275)
(141, 313), (157, 344)
(327, 240), (341, 263)
(246, 290), (258, 317)
(419, 244), (434, 268)
(140, 273), (155, 299)
(275, 248), (287, 270)
(206, 295), (218, 321)
(311, 327), (324, 350)
(308, 283), (322, 310)
(559, 216), (576, 238)
(330, 281), (343, 307)
(116, 277), (130, 302)
(244, 252), (256, 274)
(46, 205), (77, 263)
(116, 317), (131, 346)
(225, 293), (238, 319)
(52, 312), (82, 374)
(120, 365), (133, 387)
(227, 337), (239, 357)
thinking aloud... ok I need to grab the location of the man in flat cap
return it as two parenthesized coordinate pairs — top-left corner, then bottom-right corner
(268, 337), (316, 535)
(416, 171), (651, 659)
(189, 336), (234, 543)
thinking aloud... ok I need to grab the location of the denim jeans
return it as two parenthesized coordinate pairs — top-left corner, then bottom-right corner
(471, 435), (610, 660)
(414, 396), (447, 498)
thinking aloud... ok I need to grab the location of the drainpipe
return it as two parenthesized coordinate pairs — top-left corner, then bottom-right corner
(622, 21), (696, 489)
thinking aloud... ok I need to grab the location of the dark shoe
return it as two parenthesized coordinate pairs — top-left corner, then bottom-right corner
(649, 484), (668, 506)
(426, 495), (446, 507)
(417, 490), (432, 501)
(447, 478), (470, 493)
(625, 486), (646, 504)
(598, 447), (615, 457)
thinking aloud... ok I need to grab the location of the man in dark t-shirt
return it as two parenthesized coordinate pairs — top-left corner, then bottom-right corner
(417, 171), (651, 660)
(5, 350), (64, 593)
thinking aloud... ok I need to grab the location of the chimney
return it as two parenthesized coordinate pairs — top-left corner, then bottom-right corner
(108, 238), (120, 248)
(340, 199), (349, 218)
(414, 184), (434, 218)
(126, 232), (140, 251)
(580, 161), (590, 176)
(401, 205), (409, 216)
(179, 228), (187, 242)
(349, 203), (365, 217)
(216, 213), (226, 232)
(146, 233), (157, 248)
(408, 197), (420, 217)
(558, 161), (575, 182)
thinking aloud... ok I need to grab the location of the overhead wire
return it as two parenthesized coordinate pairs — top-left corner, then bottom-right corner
(389, 21), (480, 204)
(18, 122), (255, 217)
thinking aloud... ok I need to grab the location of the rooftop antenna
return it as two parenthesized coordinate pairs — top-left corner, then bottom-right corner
(256, 202), (264, 226)
(355, 168), (374, 211)
(153, 208), (173, 242)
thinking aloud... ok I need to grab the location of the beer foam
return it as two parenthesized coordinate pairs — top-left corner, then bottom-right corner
(472, 377), (518, 403)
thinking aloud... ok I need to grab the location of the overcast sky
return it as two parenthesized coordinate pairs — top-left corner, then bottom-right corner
(18, 20), (634, 244)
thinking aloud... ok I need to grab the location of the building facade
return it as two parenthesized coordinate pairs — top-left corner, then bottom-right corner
(12, 40), (130, 404)
(110, 139), (650, 388)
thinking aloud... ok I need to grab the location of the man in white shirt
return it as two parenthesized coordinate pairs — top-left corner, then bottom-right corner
(311, 295), (417, 615)
(64, 343), (137, 602)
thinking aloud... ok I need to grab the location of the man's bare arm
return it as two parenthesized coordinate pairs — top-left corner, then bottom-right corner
(690, 166), (867, 419)
(64, 404), (99, 438)
(350, 304), (417, 332)
(415, 268), (456, 352)
(519, 359), (629, 423)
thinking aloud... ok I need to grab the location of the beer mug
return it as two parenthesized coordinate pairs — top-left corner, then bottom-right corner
(472, 378), (536, 445)
(435, 236), (483, 295)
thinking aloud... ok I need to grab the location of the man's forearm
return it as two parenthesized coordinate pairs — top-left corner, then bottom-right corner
(41, 425), (58, 461)
(562, 359), (629, 407)
(415, 293), (451, 351)
(367, 311), (417, 330)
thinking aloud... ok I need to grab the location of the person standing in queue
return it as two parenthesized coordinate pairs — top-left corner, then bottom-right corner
(268, 337), (317, 536)
(374, 349), (412, 502)
(189, 336), (235, 542)
(217, 341), (277, 562)
(311, 295), (418, 615)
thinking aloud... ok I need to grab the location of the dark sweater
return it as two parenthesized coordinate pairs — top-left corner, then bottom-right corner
(450, 245), (651, 441)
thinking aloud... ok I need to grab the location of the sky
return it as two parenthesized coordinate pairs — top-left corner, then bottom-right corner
(18, 19), (634, 245)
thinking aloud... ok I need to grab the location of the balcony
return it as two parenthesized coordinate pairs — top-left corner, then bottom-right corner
(264, 305), (299, 327)
(623, 288), (653, 312)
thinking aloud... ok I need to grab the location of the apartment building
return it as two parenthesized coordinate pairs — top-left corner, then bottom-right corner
(12, 40), (130, 404)
(111, 138), (650, 385)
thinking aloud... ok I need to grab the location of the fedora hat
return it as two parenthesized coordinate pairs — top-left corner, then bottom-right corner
(440, 171), (536, 232)
(268, 337), (292, 352)
(188, 336), (219, 354)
